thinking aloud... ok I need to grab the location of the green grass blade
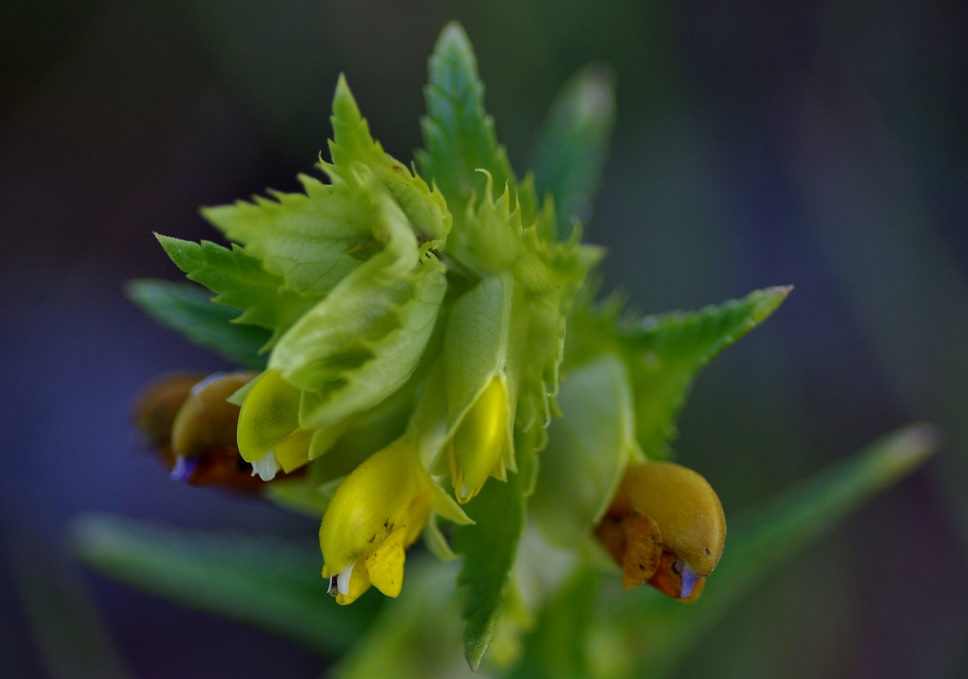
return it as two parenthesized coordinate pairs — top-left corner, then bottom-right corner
(7, 523), (131, 679)
(530, 66), (615, 238)
(69, 513), (381, 655)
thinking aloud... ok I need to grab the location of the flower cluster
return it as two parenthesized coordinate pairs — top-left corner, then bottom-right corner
(130, 22), (790, 668)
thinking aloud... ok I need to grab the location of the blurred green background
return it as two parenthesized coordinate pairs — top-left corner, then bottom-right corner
(2, 1), (966, 677)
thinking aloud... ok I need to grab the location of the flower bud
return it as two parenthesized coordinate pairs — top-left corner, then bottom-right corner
(595, 461), (726, 601)
(448, 375), (512, 503)
(131, 372), (206, 450)
(133, 371), (272, 491)
(171, 372), (253, 458)
(237, 370), (312, 480)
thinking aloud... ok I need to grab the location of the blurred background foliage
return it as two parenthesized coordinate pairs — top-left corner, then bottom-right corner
(2, 0), (966, 677)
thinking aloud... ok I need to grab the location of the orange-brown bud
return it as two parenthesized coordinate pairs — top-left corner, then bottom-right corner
(595, 461), (725, 602)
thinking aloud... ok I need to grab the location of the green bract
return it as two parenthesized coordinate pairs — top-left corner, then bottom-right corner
(117, 20), (929, 679)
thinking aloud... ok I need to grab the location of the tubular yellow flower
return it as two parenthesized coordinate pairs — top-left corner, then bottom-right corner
(237, 370), (312, 480)
(448, 375), (512, 503)
(321, 437), (471, 605)
(595, 461), (726, 602)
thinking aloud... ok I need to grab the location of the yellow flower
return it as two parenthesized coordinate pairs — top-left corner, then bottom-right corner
(321, 437), (471, 604)
(237, 370), (313, 480)
(448, 375), (513, 503)
(595, 461), (726, 601)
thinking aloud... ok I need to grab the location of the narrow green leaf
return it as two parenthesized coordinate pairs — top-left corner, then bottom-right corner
(417, 22), (516, 214)
(454, 444), (535, 670)
(156, 235), (317, 344)
(623, 285), (792, 456)
(126, 279), (270, 369)
(8, 524), (131, 679)
(612, 424), (937, 678)
(531, 66), (615, 238)
(269, 190), (447, 428)
(70, 513), (382, 655)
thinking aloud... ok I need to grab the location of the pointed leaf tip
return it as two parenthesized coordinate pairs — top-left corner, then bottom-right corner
(333, 73), (357, 113)
(419, 19), (518, 212)
(875, 422), (939, 471)
(749, 285), (793, 322)
(436, 21), (472, 54)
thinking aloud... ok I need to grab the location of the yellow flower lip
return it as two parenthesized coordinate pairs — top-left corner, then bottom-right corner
(320, 438), (471, 605)
(595, 461), (726, 602)
(448, 375), (512, 503)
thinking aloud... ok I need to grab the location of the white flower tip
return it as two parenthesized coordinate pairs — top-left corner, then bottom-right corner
(327, 562), (355, 598)
(250, 453), (279, 481)
(338, 562), (354, 596)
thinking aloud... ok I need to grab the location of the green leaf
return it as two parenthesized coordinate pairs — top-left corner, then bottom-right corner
(201, 173), (378, 296)
(201, 73), (451, 296)
(531, 354), (640, 546)
(268, 189), (447, 429)
(623, 285), (792, 456)
(126, 279), (270, 369)
(70, 513), (382, 656)
(328, 76), (451, 245)
(611, 424), (937, 678)
(453, 442), (536, 671)
(531, 66), (615, 238)
(156, 235), (318, 346)
(417, 22), (516, 214)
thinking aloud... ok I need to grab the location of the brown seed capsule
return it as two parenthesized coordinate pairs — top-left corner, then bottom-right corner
(595, 461), (726, 602)
(132, 371), (281, 492)
(170, 372), (253, 458)
(131, 372), (207, 451)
